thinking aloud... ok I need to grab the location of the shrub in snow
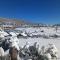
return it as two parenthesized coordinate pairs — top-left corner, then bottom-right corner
(42, 34), (49, 39)
(50, 34), (58, 38)
(41, 30), (44, 32)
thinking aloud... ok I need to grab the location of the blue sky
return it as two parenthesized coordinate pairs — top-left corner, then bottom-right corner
(0, 0), (60, 24)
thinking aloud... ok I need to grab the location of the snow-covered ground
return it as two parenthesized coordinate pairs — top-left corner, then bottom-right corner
(19, 38), (60, 58)
(0, 26), (60, 59)
(16, 27), (60, 59)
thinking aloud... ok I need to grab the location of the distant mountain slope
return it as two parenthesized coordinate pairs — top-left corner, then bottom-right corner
(0, 18), (60, 27)
(0, 18), (26, 26)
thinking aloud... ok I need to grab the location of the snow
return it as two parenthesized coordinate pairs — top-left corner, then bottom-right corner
(0, 30), (9, 37)
(0, 26), (60, 59)
(16, 27), (60, 59)
(9, 32), (17, 36)
(21, 32), (27, 36)
(19, 37), (60, 58)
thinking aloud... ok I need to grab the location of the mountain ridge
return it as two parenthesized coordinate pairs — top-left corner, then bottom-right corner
(0, 18), (27, 26)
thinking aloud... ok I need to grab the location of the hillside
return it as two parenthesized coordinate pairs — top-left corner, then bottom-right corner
(0, 18), (26, 26)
